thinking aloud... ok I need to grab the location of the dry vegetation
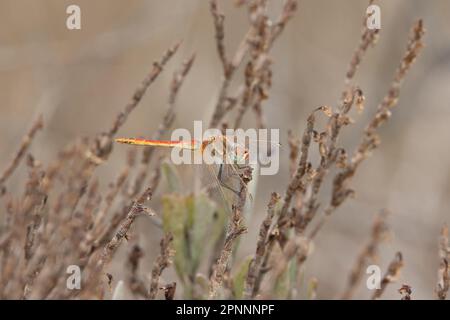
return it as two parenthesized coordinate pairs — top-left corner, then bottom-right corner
(0, 0), (447, 300)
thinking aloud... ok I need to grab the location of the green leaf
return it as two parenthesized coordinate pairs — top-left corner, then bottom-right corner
(187, 194), (217, 275)
(161, 192), (217, 296)
(161, 194), (189, 283)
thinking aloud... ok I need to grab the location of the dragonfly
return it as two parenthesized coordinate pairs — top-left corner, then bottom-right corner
(115, 135), (256, 198)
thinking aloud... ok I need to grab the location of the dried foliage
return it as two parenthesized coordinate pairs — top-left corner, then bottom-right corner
(342, 210), (390, 299)
(371, 252), (404, 300)
(244, 192), (280, 299)
(436, 224), (449, 300)
(0, 43), (179, 299)
(0, 115), (43, 189)
(209, 166), (253, 299)
(148, 232), (174, 299)
(0, 1), (438, 300)
(208, 0), (297, 129)
(399, 284), (412, 300)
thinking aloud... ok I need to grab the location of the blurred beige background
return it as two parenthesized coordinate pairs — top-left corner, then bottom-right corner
(1, 0), (449, 299)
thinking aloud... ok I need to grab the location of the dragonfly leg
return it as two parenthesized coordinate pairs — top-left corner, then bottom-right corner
(230, 164), (252, 181)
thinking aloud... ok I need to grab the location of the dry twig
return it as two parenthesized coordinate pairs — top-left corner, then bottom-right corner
(148, 233), (174, 299)
(371, 252), (404, 300)
(398, 284), (412, 300)
(244, 192), (280, 298)
(127, 244), (147, 298)
(0, 115), (43, 188)
(209, 166), (253, 299)
(84, 188), (154, 296)
(436, 224), (449, 300)
(160, 282), (177, 300)
(342, 210), (390, 299)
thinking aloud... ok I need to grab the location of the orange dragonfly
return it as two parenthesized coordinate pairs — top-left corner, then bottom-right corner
(115, 135), (253, 196)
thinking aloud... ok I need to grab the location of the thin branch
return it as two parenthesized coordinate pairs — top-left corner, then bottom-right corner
(108, 42), (181, 138)
(0, 114), (43, 187)
(279, 107), (330, 224)
(244, 192), (280, 298)
(130, 54), (196, 198)
(268, 0), (298, 50)
(371, 252), (404, 300)
(89, 42), (180, 162)
(210, 0), (228, 75)
(160, 282), (177, 300)
(287, 130), (300, 177)
(436, 224), (449, 300)
(398, 284), (412, 300)
(102, 188), (154, 261)
(148, 232), (174, 299)
(344, 0), (379, 85)
(209, 0), (251, 128)
(310, 20), (426, 240)
(127, 244), (148, 298)
(209, 166), (253, 299)
(142, 53), (196, 166)
(86, 188), (154, 294)
(342, 210), (390, 299)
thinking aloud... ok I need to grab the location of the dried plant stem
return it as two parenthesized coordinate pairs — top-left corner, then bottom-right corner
(94, 165), (129, 228)
(51, 44), (179, 248)
(108, 42), (180, 138)
(209, 167), (252, 299)
(0, 114), (43, 188)
(287, 130), (300, 177)
(371, 252), (404, 300)
(264, 2), (376, 240)
(161, 282), (177, 300)
(101, 188), (153, 264)
(398, 284), (412, 300)
(342, 210), (389, 299)
(142, 54), (196, 166)
(436, 224), (449, 300)
(127, 244), (147, 298)
(269, 235), (310, 295)
(310, 20), (425, 239)
(131, 54), (196, 196)
(210, 0), (228, 75)
(148, 232), (174, 299)
(344, 0), (379, 85)
(244, 192), (280, 298)
(209, 0), (296, 129)
(279, 108), (322, 225)
(268, 0), (298, 50)
(86, 42), (180, 166)
(78, 152), (136, 260)
(85, 188), (154, 295)
(234, 0), (297, 129)
(208, 0), (251, 128)
(250, 110), (322, 296)
(0, 0), (432, 301)
(338, 20), (424, 196)
(259, 20), (423, 295)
